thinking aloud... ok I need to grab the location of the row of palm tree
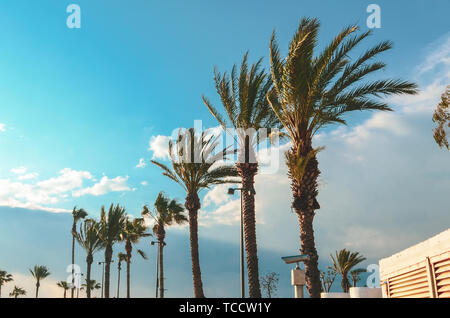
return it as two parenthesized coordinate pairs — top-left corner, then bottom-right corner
(71, 191), (188, 298)
(192, 17), (417, 297)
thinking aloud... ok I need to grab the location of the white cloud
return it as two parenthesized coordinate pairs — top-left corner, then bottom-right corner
(72, 176), (131, 197)
(37, 168), (93, 195)
(136, 158), (147, 168)
(203, 184), (231, 208)
(0, 123), (5, 132)
(11, 167), (27, 175)
(141, 181), (148, 186)
(0, 168), (131, 213)
(149, 135), (171, 159)
(18, 173), (39, 180)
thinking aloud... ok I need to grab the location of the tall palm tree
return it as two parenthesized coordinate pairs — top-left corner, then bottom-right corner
(56, 281), (70, 298)
(142, 192), (188, 298)
(0, 270), (13, 298)
(70, 207), (88, 298)
(9, 286), (26, 298)
(116, 252), (127, 298)
(267, 18), (418, 297)
(120, 217), (151, 298)
(74, 218), (105, 298)
(152, 128), (239, 297)
(29, 265), (50, 298)
(82, 279), (101, 297)
(202, 53), (279, 297)
(330, 249), (366, 292)
(98, 204), (127, 298)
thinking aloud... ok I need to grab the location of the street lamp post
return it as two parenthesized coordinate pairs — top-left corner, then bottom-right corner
(228, 187), (256, 299)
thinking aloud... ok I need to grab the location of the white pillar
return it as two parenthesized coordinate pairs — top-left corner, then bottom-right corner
(291, 267), (306, 298)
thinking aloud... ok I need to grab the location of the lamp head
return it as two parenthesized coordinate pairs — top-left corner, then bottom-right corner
(227, 188), (235, 195)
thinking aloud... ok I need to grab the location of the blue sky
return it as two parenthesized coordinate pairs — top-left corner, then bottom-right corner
(0, 0), (449, 297)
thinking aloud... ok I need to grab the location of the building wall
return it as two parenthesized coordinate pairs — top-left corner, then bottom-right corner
(379, 228), (450, 298)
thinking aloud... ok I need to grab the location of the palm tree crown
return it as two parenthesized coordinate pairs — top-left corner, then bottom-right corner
(9, 286), (26, 298)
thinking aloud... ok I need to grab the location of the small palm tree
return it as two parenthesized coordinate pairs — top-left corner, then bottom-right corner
(267, 18), (418, 297)
(56, 281), (70, 298)
(152, 128), (239, 297)
(203, 53), (280, 297)
(142, 192), (187, 298)
(116, 252), (127, 298)
(74, 218), (105, 298)
(70, 207), (88, 298)
(9, 286), (26, 298)
(82, 279), (101, 297)
(351, 268), (367, 287)
(330, 249), (366, 292)
(29, 265), (51, 298)
(120, 217), (151, 298)
(98, 204), (127, 298)
(0, 270), (13, 298)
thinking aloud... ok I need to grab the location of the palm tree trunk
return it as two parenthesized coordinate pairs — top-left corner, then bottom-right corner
(64, 289), (67, 298)
(290, 145), (322, 298)
(104, 244), (113, 298)
(35, 282), (40, 298)
(86, 254), (93, 298)
(0, 286), (2, 298)
(159, 233), (165, 298)
(342, 274), (350, 292)
(185, 192), (205, 298)
(125, 239), (132, 298)
(71, 223), (76, 298)
(236, 162), (261, 298)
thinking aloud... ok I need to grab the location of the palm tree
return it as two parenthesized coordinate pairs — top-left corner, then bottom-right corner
(202, 53), (279, 297)
(74, 218), (105, 298)
(351, 268), (367, 287)
(330, 249), (366, 292)
(98, 204), (127, 298)
(116, 252), (127, 298)
(266, 18), (418, 297)
(82, 279), (101, 297)
(120, 217), (151, 298)
(57, 281), (70, 298)
(142, 192), (188, 298)
(9, 286), (26, 298)
(70, 207), (88, 298)
(152, 128), (239, 297)
(0, 270), (13, 298)
(29, 265), (50, 298)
